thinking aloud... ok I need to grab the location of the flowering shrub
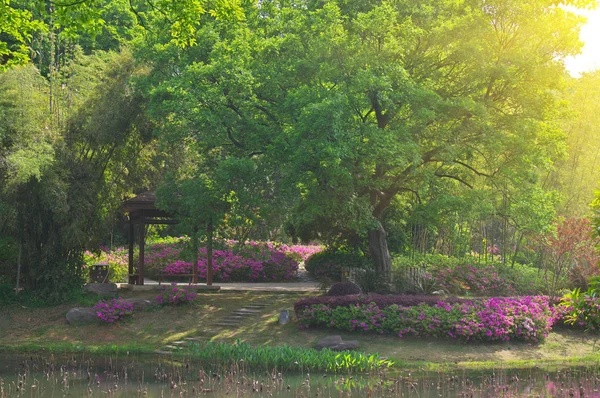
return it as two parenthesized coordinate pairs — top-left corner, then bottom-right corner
(296, 296), (556, 343)
(93, 298), (134, 323)
(160, 246), (298, 282)
(156, 283), (198, 305)
(85, 238), (313, 283)
(294, 294), (472, 314)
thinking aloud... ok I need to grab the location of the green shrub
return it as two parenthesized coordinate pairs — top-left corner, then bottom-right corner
(559, 276), (600, 333)
(392, 254), (556, 296)
(354, 268), (390, 294)
(305, 250), (367, 281)
(328, 281), (362, 296)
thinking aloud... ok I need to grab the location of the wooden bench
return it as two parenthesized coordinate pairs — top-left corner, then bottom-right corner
(157, 274), (197, 285)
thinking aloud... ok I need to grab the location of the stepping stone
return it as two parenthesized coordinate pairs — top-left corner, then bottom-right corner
(222, 316), (246, 321)
(184, 337), (202, 341)
(164, 345), (180, 350)
(172, 341), (186, 345)
(245, 304), (268, 308)
(230, 312), (254, 317)
(233, 309), (261, 314)
(154, 350), (172, 355)
(215, 322), (241, 327)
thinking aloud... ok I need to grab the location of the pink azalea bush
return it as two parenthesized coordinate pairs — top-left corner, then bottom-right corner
(151, 239), (308, 282)
(296, 296), (556, 343)
(85, 238), (322, 283)
(155, 283), (198, 305)
(93, 298), (134, 323)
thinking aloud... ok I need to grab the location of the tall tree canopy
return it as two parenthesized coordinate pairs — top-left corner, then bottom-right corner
(141, 0), (593, 280)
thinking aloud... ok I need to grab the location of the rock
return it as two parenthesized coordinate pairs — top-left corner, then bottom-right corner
(315, 335), (359, 351)
(123, 298), (154, 311)
(279, 310), (290, 325)
(83, 283), (117, 296)
(315, 335), (343, 350)
(66, 308), (98, 325)
(330, 341), (359, 351)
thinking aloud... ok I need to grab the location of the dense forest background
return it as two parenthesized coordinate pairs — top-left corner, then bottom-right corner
(1, 0), (600, 301)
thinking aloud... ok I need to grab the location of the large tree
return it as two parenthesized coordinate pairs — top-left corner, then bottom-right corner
(146, 0), (590, 281)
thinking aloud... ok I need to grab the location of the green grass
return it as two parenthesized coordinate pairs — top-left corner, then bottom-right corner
(2, 291), (600, 372)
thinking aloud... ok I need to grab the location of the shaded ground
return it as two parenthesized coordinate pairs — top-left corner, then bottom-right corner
(1, 291), (598, 368)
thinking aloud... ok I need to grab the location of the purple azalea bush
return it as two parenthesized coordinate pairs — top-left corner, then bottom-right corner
(156, 283), (198, 305)
(296, 296), (556, 343)
(93, 298), (134, 323)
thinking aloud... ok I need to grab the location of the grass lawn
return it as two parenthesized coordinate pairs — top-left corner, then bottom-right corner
(1, 291), (599, 369)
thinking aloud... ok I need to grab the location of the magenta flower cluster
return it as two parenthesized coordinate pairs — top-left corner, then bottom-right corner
(93, 298), (134, 323)
(433, 264), (516, 296)
(296, 296), (556, 343)
(155, 283), (198, 305)
(156, 240), (311, 282)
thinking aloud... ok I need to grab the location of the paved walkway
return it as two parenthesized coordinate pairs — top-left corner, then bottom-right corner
(121, 264), (321, 293)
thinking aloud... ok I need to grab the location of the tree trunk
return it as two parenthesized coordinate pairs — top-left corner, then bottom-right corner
(368, 221), (392, 283)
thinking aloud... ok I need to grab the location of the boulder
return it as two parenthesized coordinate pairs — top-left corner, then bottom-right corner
(123, 298), (154, 311)
(330, 341), (359, 351)
(315, 335), (359, 351)
(83, 283), (117, 296)
(66, 308), (98, 325)
(279, 310), (290, 325)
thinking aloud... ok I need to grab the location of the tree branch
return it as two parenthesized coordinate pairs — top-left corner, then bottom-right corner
(453, 159), (497, 177)
(434, 173), (474, 189)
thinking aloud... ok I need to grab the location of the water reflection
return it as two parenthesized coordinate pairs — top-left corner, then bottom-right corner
(1, 353), (599, 397)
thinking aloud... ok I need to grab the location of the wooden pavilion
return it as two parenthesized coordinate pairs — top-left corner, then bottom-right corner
(123, 192), (190, 285)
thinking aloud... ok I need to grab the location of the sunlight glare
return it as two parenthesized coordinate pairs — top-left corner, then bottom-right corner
(564, 7), (600, 77)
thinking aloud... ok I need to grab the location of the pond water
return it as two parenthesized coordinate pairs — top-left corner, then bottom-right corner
(1, 353), (599, 397)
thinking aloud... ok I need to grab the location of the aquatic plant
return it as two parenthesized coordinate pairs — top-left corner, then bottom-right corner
(93, 298), (134, 323)
(186, 340), (394, 372)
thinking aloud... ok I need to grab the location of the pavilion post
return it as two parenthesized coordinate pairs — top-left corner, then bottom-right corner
(207, 220), (213, 286)
(128, 222), (135, 284)
(192, 226), (198, 284)
(138, 223), (145, 285)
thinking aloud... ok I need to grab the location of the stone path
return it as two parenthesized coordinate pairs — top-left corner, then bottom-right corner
(157, 302), (271, 354)
(126, 262), (320, 293)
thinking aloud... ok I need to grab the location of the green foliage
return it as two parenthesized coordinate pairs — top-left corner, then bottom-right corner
(392, 254), (555, 296)
(0, 282), (103, 307)
(83, 248), (129, 283)
(354, 268), (390, 294)
(327, 281), (362, 296)
(187, 340), (393, 372)
(560, 276), (600, 333)
(0, 236), (17, 284)
(305, 250), (368, 281)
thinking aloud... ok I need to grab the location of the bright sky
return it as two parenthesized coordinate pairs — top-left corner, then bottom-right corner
(564, 7), (600, 77)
